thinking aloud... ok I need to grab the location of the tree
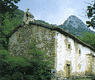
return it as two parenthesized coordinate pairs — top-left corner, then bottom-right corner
(86, 0), (95, 28)
(0, 0), (20, 14)
(0, 0), (20, 25)
(0, 0), (21, 50)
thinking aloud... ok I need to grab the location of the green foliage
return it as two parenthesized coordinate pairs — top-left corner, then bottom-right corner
(12, 72), (24, 80)
(26, 41), (53, 80)
(0, 50), (9, 59)
(7, 56), (30, 67)
(86, 1), (95, 28)
(78, 32), (95, 48)
(0, 9), (24, 35)
(34, 20), (56, 29)
(0, 9), (24, 50)
(0, 42), (53, 80)
(0, 0), (20, 25)
(0, 0), (20, 14)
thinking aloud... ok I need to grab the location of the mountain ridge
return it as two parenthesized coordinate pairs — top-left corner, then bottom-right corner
(59, 15), (94, 36)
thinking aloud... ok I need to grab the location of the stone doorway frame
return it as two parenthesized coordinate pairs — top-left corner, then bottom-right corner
(65, 61), (71, 78)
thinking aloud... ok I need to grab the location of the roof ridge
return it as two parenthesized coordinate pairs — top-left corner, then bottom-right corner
(8, 21), (95, 52)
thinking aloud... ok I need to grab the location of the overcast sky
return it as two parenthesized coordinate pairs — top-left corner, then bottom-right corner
(17, 0), (91, 25)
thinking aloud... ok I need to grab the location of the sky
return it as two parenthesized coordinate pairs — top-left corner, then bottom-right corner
(17, 0), (91, 25)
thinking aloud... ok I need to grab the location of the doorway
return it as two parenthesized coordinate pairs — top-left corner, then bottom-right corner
(66, 63), (71, 78)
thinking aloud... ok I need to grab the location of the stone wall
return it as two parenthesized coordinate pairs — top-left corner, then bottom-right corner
(92, 56), (95, 76)
(9, 24), (57, 66)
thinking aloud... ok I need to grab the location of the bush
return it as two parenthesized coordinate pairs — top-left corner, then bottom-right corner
(0, 45), (53, 80)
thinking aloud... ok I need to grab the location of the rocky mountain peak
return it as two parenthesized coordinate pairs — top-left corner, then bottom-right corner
(63, 15), (87, 29)
(59, 15), (92, 36)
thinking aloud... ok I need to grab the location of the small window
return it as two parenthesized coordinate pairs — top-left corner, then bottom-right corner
(67, 64), (70, 66)
(79, 49), (81, 56)
(67, 43), (71, 49)
(68, 44), (70, 49)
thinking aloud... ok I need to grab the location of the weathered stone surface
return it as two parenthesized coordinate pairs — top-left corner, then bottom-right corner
(9, 25), (56, 57)
(92, 56), (95, 76)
